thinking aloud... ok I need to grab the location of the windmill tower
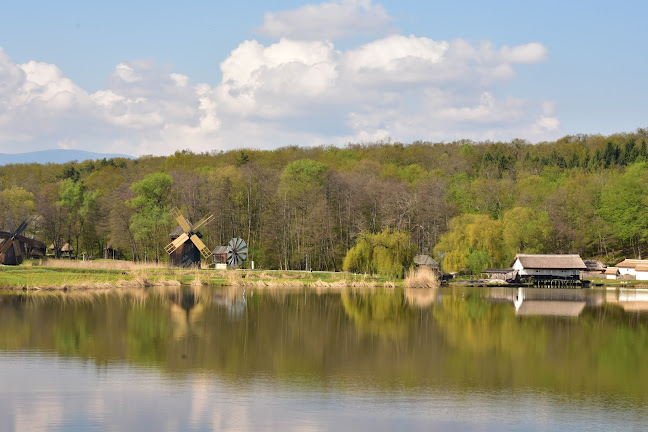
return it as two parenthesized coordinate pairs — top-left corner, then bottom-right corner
(164, 208), (214, 267)
(0, 218), (46, 265)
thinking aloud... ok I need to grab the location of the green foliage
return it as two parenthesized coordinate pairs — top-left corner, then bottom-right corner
(501, 207), (552, 256)
(343, 228), (415, 278)
(434, 214), (506, 273)
(0, 186), (35, 227)
(128, 173), (174, 261)
(466, 249), (490, 275)
(599, 162), (648, 245)
(4, 130), (648, 265)
(280, 159), (329, 193)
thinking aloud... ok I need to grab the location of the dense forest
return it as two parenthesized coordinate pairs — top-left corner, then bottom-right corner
(1, 129), (648, 273)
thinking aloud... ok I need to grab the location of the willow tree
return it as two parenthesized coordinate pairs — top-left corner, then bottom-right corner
(434, 214), (505, 273)
(343, 228), (415, 278)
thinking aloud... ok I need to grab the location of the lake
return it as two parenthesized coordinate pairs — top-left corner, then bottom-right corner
(0, 285), (647, 431)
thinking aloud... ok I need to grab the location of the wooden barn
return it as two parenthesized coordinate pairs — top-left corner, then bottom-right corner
(104, 243), (122, 260)
(511, 254), (586, 281)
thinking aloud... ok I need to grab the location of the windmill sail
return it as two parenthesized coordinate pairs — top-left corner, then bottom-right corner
(227, 238), (248, 268)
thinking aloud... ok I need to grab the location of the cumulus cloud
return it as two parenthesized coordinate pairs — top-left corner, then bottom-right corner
(0, 2), (560, 156)
(259, 0), (393, 41)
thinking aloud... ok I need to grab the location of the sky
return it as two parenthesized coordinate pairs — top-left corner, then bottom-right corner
(0, 0), (646, 157)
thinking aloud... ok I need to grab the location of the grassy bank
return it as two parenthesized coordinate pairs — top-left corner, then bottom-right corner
(0, 259), (403, 290)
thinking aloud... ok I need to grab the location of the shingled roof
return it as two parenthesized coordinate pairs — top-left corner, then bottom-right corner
(513, 254), (586, 270)
(212, 246), (228, 255)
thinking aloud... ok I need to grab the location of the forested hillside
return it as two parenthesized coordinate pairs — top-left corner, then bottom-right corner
(1, 129), (647, 272)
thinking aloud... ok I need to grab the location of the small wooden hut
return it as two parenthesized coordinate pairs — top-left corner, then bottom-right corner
(413, 254), (439, 271)
(212, 246), (228, 269)
(104, 243), (121, 260)
(61, 242), (74, 258)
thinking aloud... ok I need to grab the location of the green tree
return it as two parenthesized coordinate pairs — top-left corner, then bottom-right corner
(501, 207), (552, 257)
(343, 228), (415, 278)
(57, 179), (98, 258)
(0, 186), (36, 229)
(434, 214), (505, 273)
(128, 173), (174, 262)
(599, 163), (648, 257)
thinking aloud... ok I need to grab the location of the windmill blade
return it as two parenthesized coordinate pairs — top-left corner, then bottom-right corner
(190, 235), (211, 259)
(192, 213), (214, 232)
(6, 219), (15, 233)
(17, 236), (45, 248)
(0, 238), (13, 255)
(172, 208), (192, 233)
(14, 219), (30, 236)
(165, 232), (189, 254)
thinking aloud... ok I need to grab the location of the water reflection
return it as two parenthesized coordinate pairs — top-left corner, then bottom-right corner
(1, 285), (648, 431)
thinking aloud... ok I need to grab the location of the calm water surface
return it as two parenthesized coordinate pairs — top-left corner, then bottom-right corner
(0, 285), (647, 431)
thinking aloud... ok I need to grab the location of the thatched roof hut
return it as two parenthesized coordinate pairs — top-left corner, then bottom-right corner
(414, 254), (439, 269)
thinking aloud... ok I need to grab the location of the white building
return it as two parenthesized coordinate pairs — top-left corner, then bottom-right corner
(635, 264), (648, 281)
(605, 267), (620, 280)
(511, 254), (586, 280)
(616, 259), (648, 277)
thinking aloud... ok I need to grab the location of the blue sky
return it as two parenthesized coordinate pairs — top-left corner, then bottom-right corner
(0, 0), (646, 156)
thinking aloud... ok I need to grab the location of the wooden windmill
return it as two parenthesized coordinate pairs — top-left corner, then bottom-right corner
(0, 218), (46, 266)
(164, 208), (214, 267)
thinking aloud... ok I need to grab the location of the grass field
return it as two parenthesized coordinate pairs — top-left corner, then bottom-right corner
(0, 259), (402, 290)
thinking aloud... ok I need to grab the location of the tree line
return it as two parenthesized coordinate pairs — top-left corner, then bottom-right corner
(1, 128), (648, 272)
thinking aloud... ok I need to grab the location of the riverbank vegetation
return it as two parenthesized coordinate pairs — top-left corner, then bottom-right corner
(0, 260), (396, 290)
(2, 130), (648, 273)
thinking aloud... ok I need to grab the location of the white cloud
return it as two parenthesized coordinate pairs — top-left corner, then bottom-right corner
(259, 0), (393, 41)
(0, 2), (559, 156)
(500, 42), (548, 64)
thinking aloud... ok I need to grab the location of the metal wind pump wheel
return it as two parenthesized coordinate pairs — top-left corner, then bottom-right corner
(227, 237), (248, 269)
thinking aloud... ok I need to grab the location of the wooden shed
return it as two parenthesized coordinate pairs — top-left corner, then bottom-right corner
(511, 254), (586, 281)
(212, 245), (228, 269)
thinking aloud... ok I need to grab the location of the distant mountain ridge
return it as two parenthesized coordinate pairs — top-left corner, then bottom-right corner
(0, 149), (133, 165)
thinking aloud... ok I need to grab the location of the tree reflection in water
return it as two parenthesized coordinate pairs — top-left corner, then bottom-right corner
(0, 285), (647, 405)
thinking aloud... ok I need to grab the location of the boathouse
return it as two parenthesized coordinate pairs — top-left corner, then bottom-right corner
(511, 254), (586, 281)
